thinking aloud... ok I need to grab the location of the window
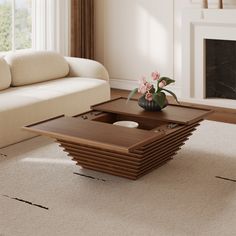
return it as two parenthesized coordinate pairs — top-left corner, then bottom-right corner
(0, 0), (32, 53)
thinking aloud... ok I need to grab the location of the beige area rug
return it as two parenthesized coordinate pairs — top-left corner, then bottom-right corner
(0, 120), (236, 236)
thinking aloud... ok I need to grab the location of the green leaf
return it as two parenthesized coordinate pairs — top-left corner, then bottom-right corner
(126, 88), (138, 103)
(158, 77), (175, 87)
(153, 92), (166, 108)
(162, 88), (179, 103)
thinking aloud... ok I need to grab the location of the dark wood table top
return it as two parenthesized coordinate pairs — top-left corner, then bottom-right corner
(24, 116), (166, 153)
(92, 97), (213, 125)
(23, 97), (213, 153)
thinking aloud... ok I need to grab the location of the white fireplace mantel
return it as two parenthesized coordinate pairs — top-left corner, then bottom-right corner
(182, 9), (236, 108)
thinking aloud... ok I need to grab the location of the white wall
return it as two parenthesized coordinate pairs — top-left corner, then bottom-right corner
(95, 0), (236, 93)
(174, 0), (194, 92)
(95, 0), (174, 90)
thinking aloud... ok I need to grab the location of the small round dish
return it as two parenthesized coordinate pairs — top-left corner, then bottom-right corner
(113, 121), (139, 128)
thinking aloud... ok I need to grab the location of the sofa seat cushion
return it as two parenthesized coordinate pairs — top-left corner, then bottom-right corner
(0, 77), (110, 148)
(5, 51), (69, 86)
(0, 57), (11, 90)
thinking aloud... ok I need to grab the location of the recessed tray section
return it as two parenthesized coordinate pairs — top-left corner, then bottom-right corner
(92, 113), (167, 131)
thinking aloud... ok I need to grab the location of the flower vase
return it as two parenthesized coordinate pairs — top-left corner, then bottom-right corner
(138, 95), (168, 112)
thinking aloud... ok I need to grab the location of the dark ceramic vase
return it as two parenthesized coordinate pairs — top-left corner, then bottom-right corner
(138, 95), (168, 111)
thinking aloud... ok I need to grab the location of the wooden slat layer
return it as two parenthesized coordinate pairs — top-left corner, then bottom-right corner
(62, 146), (141, 165)
(137, 157), (174, 178)
(141, 130), (195, 157)
(65, 145), (182, 171)
(58, 140), (142, 159)
(60, 134), (188, 163)
(76, 155), (173, 180)
(60, 130), (189, 156)
(61, 136), (188, 167)
(71, 149), (178, 173)
(138, 122), (200, 151)
(58, 125), (196, 160)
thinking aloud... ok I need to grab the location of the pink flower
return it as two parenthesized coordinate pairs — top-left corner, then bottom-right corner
(159, 80), (167, 88)
(145, 92), (153, 102)
(138, 82), (153, 94)
(145, 82), (153, 91)
(138, 84), (147, 94)
(151, 71), (160, 81)
(139, 76), (147, 85)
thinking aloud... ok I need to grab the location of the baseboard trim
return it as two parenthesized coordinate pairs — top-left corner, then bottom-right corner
(110, 78), (138, 91)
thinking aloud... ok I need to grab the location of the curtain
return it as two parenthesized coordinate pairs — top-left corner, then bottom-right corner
(71, 0), (94, 59)
(32, 0), (70, 56)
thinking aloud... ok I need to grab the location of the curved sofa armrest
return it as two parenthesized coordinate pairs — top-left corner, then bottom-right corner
(65, 57), (109, 81)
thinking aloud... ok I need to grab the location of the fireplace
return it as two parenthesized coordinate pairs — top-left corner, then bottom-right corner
(206, 39), (236, 99)
(182, 9), (236, 108)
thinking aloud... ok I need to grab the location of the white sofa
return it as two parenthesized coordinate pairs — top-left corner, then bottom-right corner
(0, 51), (110, 148)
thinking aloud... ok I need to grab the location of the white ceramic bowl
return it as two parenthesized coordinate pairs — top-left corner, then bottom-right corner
(113, 121), (139, 128)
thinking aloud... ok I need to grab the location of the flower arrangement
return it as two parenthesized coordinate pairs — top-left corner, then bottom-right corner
(127, 71), (179, 109)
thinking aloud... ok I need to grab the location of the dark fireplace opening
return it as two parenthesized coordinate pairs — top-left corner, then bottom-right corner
(206, 39), (236, 99)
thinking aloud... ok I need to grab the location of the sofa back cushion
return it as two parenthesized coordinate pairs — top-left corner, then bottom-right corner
(0, 57), (11, 91)
(5, 51), (69, 86)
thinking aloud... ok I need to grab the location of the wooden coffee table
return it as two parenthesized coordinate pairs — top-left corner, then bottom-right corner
(23, 98), (213, 180)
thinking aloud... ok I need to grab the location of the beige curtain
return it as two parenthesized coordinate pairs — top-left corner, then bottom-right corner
(71, 0), (94, 59)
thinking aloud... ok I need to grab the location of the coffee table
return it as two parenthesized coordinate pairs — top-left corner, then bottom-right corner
(23, 97), (213, 180)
